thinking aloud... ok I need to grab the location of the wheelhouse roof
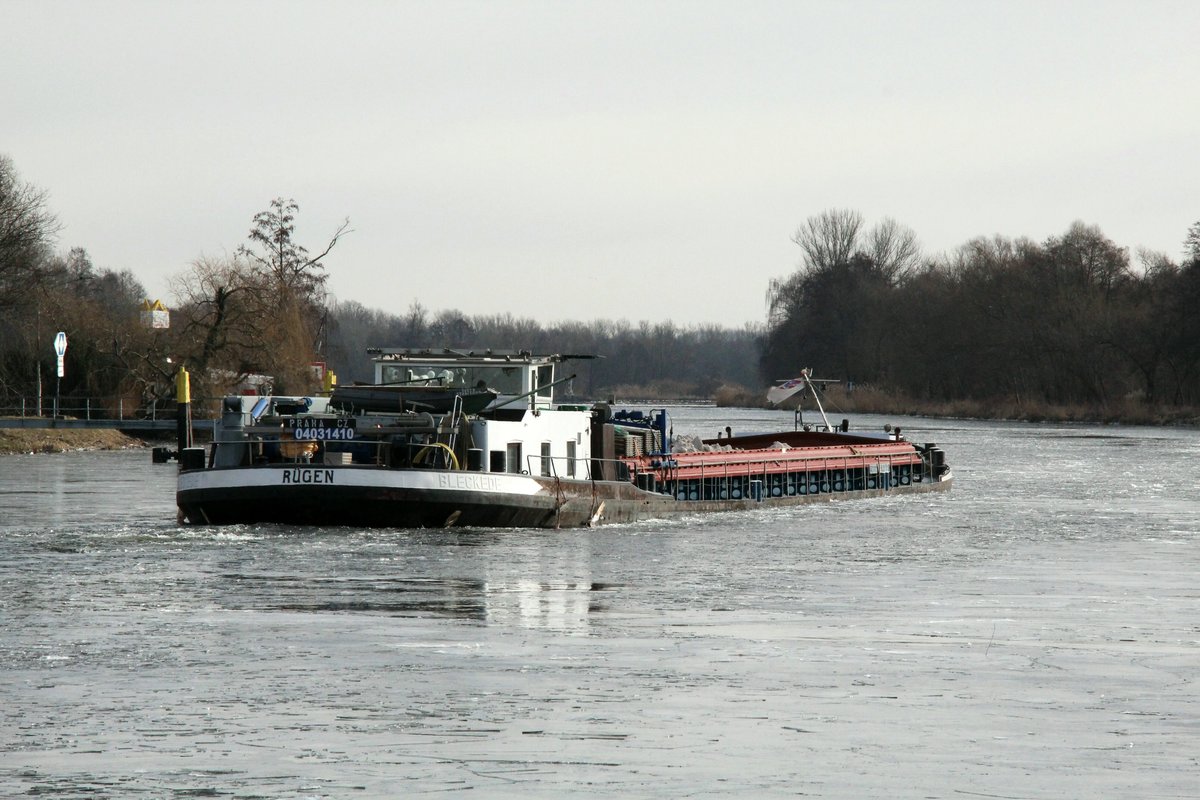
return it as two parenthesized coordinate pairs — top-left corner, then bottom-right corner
(365, 348), (597, 364)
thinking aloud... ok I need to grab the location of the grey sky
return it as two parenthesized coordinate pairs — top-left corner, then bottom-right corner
(7, 0), (1199, 327)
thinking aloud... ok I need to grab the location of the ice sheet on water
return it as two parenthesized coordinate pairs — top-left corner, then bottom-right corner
(2, 416), (1199, 797)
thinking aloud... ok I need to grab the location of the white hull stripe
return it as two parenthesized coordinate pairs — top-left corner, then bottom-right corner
(179, 467), (544, 495)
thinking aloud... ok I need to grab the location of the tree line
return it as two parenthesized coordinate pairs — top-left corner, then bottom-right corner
(1, 153), (349, 413)
(0, 154), (759, 414)
(763, 209), (1200, 412)
(326, 302), (761, 399)
(4, 150), (1198, 419)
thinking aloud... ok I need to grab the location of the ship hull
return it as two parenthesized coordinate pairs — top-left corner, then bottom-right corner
(177, 464), (952, 529)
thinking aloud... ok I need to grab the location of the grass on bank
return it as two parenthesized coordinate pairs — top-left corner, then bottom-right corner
(0, 427), (144, 455)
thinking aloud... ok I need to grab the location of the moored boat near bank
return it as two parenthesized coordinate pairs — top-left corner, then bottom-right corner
(173, 350), (952, 527)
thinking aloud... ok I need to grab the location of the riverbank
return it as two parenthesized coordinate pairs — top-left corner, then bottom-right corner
(0, 428), (146, 455)
(4, 385), (1197, 458)
(713, 384), (1200, 426)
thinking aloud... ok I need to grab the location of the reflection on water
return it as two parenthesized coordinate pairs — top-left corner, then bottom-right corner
(221, 574), (491, 617)
(216, 572), (614, 633)
(483, 581), (614, 633)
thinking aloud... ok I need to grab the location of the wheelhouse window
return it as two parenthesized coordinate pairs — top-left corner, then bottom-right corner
(379, 364), (525, 394)
(535, 365), (553, 399)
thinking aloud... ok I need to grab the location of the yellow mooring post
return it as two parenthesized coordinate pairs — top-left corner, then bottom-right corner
(176, 366), (193, 452)
(323, 369), (336, 394)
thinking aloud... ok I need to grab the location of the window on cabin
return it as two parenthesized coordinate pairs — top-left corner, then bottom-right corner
(507, 442), (523, 474)
(536, 365), (553, 398)
(566, 440), (576, 477)
(378, 364), (524, 393)
(467, 366), (522, 394)
(540, 442), (552, 477)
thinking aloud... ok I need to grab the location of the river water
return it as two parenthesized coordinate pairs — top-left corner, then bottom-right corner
(1, 409), (1197, 798)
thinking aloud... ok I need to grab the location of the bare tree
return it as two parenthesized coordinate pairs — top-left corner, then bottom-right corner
(0, 155), (61, 308)
(169, 255), (271, 396)
(1184, 220), (1200, 263)
(790, 208), (864, 273)
(864, 217), (922, 280)
(769, 210), (923, 325)
(236, 197), (350, 361)
(238, 197), (349, 301)
(765, 210), (924, 382)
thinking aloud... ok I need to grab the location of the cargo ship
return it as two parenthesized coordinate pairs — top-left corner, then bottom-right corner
(174, 349), (952, 528)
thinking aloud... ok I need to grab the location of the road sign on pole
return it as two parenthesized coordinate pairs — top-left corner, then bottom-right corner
(53, 331), (67, 417)
(54, 332), (67, 378)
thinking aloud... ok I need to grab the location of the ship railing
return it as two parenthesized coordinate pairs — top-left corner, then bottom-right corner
(212, 423), (465, 469)
(617, 450), (920, 500)
(208, 428), (386, 467)
(211, 432), (590, 476)
(525, 453), (593, 481)
(202, 431), (937, 487)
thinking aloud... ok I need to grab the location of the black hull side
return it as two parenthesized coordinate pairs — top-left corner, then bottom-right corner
(177, 472), (951, 529)
(179, 484), (582, 528)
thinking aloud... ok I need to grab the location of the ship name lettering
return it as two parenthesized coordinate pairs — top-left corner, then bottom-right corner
(438, 473), (500, 491)
(281, 468), (335, 485)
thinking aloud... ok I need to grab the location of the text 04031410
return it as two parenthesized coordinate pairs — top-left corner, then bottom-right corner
(287, 417), (357, 441)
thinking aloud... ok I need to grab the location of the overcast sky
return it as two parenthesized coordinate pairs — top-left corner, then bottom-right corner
(7, 0), (1199, 328)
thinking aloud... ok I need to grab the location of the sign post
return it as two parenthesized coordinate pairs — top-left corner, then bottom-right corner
(53, 331), (67, 418)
